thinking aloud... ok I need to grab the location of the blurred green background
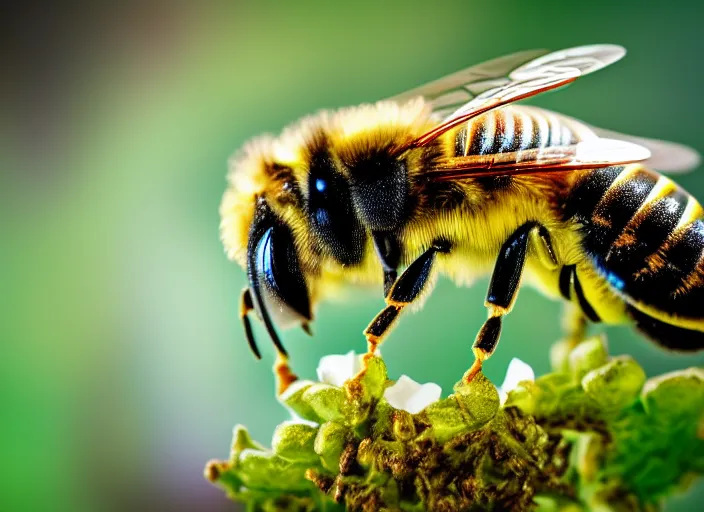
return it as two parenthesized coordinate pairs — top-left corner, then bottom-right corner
(1, 1), (703, 510)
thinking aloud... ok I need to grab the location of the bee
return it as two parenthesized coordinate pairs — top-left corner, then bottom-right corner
(220, 45), (703, 394)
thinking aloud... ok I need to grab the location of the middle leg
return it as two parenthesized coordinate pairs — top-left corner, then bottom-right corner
(464, 222), (556, 382)
(364, 240), (451, 358)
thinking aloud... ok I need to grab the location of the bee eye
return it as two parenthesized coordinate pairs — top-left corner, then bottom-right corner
(315, 177), (327, 193)
(249, 223), (311, 330)
(307, 151), (366, 264)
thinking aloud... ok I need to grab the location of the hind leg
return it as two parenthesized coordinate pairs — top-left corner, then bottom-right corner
(561, 302), (589, 349)
(240, 288), (299, 396)
(550, 302), (590, 372)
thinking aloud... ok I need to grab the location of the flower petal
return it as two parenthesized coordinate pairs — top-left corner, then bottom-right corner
(499, 357), (535, 404)
(316, 351), (361, 387)
(384, 375), (442, 414)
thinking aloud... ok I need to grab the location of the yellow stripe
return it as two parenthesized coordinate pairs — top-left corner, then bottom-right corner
(676, 195), (704, 231)
(640, 174), (676, 206)
(515, 110), (533, 150)
(626, 298), (704, 331)
(608, 175), (673, 253)
(532, 110), (550, 148)
(480, 113), (496, 154)
(498, 110), (515, 152)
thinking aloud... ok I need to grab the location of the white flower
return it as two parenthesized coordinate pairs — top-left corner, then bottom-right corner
(316, 350), (363, 387)
(316, 351), (442, 414)
(497, 358), (535, 404)
(384, 375), (442, 414)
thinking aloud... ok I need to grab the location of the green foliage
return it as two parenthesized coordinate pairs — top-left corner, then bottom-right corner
(206, 338), (704, 511)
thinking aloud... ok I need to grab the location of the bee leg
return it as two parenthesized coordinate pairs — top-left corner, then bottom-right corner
(465, 223), (535, 383)
(241, 288), (299, 395)
(549, 302), (589, 372)
(240, 288), (261, 359)
(274, 352), (299, 396)
(372, 231), (401, 296)
(364, 240), (450, 360)
(561, 302), (588, 349)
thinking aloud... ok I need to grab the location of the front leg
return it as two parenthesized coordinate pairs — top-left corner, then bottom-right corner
(240, 288), (299, 395)
(464, 222), (555, 382)
(364, 240), (451, 357)
(372, 231), (401, 296)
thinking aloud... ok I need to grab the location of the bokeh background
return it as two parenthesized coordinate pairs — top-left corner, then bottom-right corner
(2, 1), (703, 510)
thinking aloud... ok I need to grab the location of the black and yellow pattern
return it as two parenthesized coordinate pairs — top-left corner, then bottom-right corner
(221, 46), (703, 388)
(566, 164), (704, 347)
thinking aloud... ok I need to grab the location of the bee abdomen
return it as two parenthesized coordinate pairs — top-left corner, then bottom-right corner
(454, 106), (584, 157)
(571, 165), (704, 321)
(621, 215), (704, 319)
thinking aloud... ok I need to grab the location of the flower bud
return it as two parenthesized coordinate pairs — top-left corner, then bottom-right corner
(271, 421), (319, 464)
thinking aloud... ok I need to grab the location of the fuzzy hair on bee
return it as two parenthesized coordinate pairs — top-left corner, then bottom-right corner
(220, 44), (703, 394)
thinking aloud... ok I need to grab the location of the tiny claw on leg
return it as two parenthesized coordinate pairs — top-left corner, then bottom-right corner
(463, 357), (484, 383)
(463, 347), (488, 383)
(365, 336), (380, 361)
(274, 353), (298, 396)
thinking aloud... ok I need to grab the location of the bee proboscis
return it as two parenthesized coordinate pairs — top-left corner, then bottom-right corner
(220, 45), (703, 393)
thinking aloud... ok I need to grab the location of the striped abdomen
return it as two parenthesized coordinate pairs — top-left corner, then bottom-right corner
(566, 164), (704, 347)
(453, 105), (594, 157)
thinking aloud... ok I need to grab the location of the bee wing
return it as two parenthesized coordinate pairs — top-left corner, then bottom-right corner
(390, 48), (550, 116)
(589, 127), (701, 174)
(428, 138), (651, 181)
(396, 45), (626, 150)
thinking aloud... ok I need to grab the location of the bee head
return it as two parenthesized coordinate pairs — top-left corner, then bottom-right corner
(220, 136), (314, 358)
(219, 101), (430, 358)
(246, 198), (312, 356)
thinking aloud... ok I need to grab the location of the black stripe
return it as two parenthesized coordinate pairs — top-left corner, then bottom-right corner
(488, 112), (509, 154)
(582, 168), (658, 256)
(558, 265), (572, 300)
(518, 113), (533, 150)
(604, 187), (688, 280)
(563, 166), (623, 221)
(626, 219), (704, 318)
(529, 111), (545, 149)
(573, 267), (601, 323)
(454, 125), (467, 157)
(627, 305), (704, 351)
(506, 112), (522, 152)
(468, 119), (489, 155)
(476, 175), (513, 192)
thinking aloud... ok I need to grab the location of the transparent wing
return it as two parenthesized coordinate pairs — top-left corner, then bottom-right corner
(590, 127), (700, 174)
(426, 138), (651, 181)
(394, 45), (626, 151)
(390, 48), (550, 118)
